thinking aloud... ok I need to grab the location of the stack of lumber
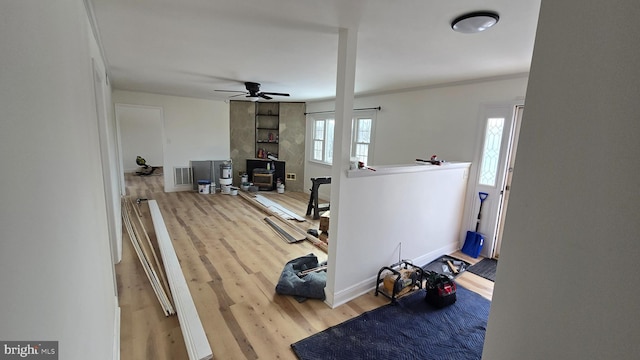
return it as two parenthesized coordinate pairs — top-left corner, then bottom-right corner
(121, 197), (174, 316)
(264, 216), (306, 243)
(254, 194), (305, 221)
(238, 192), (328, 253)
(149, 200), (213, 360)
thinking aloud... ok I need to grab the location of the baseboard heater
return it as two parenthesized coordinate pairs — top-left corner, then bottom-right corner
(149, 200), (213, 360)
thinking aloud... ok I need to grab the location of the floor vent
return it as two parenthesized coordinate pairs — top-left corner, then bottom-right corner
(174, 167), (192, 186)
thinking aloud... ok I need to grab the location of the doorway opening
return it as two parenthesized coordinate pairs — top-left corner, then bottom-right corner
(115, 104), (165, 196)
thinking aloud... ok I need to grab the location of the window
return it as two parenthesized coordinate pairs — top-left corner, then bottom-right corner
(312, 116), (335, 163)
(352, 115), (372, 165)
(310, 111), (375, 165)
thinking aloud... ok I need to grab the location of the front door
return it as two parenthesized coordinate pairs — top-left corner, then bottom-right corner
(493, 105), (524, 258)
(468, 103), (522, 259)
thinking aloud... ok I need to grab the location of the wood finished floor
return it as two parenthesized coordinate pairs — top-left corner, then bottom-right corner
(117, 173), (493, 359)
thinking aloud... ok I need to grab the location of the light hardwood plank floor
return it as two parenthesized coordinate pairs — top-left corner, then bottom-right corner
(117, 173), (493, 359)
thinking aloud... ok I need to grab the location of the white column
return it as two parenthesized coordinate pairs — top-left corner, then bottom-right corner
(324, 27), (358, 307)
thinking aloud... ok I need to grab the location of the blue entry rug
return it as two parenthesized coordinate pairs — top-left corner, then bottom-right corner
(291, 286), (490, 360)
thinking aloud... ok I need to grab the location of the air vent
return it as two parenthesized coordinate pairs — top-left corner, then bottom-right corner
(174, 167), (192, 186)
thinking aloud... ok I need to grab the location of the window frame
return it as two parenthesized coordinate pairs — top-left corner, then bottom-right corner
(310, 114), (335, 165)
(350, 111), (376, 166)
(308, 110), (376, 166)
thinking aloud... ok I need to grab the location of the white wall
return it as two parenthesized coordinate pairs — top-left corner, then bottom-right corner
(483, 1), (640, 359)
(0, 1), (117, 359)
(112, 90), (230, 192)
(326, 165), (470, 306)
(305, 75), (528, 199)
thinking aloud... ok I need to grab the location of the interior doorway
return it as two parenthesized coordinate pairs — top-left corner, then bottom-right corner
(115, 104), (165, 193)
(468, 103), (524, 259)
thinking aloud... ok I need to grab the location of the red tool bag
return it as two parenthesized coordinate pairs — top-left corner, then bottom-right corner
(424, 271), (457, 308)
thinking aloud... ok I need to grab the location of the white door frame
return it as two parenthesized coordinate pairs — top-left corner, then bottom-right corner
(493, 105), (524, 257)
(91, 59), (122, 268)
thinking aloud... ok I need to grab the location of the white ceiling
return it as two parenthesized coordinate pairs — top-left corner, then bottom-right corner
(90, 0), (541, 102)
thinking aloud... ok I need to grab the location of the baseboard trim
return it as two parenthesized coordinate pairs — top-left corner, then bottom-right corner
(329, 243), (459, 308)
(411, 243), (460, 269)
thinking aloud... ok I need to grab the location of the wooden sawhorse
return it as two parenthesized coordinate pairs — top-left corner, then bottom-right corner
(306, 177), (331, 219)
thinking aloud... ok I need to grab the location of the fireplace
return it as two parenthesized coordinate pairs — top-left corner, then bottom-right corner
(252, 169), (275, 190)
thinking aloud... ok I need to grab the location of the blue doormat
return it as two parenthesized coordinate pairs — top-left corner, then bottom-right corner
(291, 286), (490, 360)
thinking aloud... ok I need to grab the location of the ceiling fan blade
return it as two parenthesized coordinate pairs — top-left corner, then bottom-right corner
(228, 93), (248, 98)
(260, 92), (290, 97)
(259, 93), (273, 100)
(214, 89), (247, 93)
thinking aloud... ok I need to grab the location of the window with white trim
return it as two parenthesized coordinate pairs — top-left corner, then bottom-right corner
(310, 111), (375, 165)
(312, 116), (335, 163)
(352, 114), (373, 165)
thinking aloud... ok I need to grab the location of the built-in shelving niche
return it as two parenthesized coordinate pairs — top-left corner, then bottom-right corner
(255, 102), (280, 159)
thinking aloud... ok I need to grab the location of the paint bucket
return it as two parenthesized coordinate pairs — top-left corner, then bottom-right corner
(197, 180), (211, 194)
(241, 174), (249, 184)
(221, 185), (231, 194)
(219, 177), (232, 186)
(220, 163), (232, 179)
(229, 187), (238, 196)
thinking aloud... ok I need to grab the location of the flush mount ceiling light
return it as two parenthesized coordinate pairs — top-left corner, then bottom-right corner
(451, 11), (499, 34)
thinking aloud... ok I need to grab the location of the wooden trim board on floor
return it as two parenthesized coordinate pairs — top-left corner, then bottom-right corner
(238, 191), (328, 253)
(149, 200), (213, 360)
(264, 216), (306, 243)
(121, 197), (174, 316)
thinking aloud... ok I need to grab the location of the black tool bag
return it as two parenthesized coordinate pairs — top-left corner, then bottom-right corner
(424, 271), (457, 308)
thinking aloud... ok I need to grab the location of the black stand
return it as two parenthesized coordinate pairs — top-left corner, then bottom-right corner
(306, 177), (331, 219)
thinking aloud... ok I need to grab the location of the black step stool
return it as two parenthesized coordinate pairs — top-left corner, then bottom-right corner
(306, 177), (331, 219)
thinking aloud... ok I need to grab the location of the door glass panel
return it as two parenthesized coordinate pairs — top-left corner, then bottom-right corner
(479, 117), (505, 186)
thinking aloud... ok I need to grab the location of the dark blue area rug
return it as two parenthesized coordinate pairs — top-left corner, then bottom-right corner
(291, 286), (490, 360)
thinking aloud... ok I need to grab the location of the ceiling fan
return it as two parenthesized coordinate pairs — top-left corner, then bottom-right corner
(215, 82), (290, 100)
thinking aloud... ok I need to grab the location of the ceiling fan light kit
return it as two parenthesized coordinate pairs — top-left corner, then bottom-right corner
(451, 11), (499, 34)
